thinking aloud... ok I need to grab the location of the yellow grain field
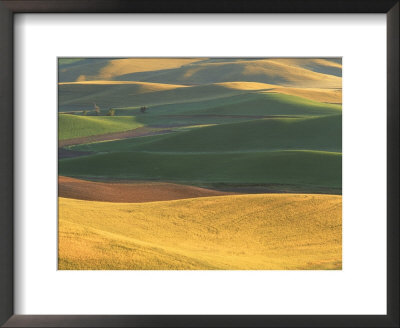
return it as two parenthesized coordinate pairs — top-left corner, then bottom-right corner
(58, 194), (342, 270)
(84, 58), (205, 80)
(59, 80), (188, 91)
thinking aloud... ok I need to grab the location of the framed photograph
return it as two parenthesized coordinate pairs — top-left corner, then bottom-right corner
(56, 56), (343, 271)
(0, 1), (398, 327)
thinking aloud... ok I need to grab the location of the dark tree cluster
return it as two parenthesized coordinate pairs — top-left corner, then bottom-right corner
(107, 108), (115, 116)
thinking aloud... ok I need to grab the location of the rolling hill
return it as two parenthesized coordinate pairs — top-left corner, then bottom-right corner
(215, 82), (342, 103)
(59, 82), (341, 119)
(58, 82), (245, 112)
(58, 59), (342, 112)
(59, 193), (342, 270)
(70, 115), (342, 153)
(59, 176), (234, 202)
(58, 58), (205, 82)
(147, 92), (341, 116)
(117, 59), (342, 87)
(58, 150), (342, 190)
(59, 58), (341, 88)
(57, 57), (343, 271)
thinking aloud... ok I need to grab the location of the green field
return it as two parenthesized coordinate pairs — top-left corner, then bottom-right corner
(166, 92), (341, 116)
(112, 92), (340, 117)
(59, 72), (342, 192)
(59, 83), (341, 114)
(70, 115), (341, 153)
(58, 150), (341, 189)
(58, 83), (243, 112)
(58, 58), (343, 194)
(59, 114), (143, 140)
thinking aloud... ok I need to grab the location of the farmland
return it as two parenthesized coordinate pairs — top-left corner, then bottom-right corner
(59, 194), (342, 270)
(59, 114), (143, 140)
(58, 58), (342, 270)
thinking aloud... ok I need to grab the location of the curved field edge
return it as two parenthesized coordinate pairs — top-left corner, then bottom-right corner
(58, 150), (342, 189)
(58, 176), (236, 203)
(58, 194), (342, 270)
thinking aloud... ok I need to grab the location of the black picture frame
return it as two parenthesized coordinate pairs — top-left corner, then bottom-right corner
(0, 1), (398, 327)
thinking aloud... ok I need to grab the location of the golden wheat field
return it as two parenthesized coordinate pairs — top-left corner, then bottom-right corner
(58, 194), (342, 270)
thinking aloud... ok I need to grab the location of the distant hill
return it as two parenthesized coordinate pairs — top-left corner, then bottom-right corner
(59, 81), (341, 113)
(59, 58), (341, 87)
(58, 58), (205, 82)
(58, 82), (244, 111)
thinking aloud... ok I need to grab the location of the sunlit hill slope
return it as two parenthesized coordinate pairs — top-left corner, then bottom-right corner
(59, 194), (342, 270)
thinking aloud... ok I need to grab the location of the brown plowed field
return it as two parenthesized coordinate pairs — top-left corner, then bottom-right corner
(59, 176), (236, 203)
